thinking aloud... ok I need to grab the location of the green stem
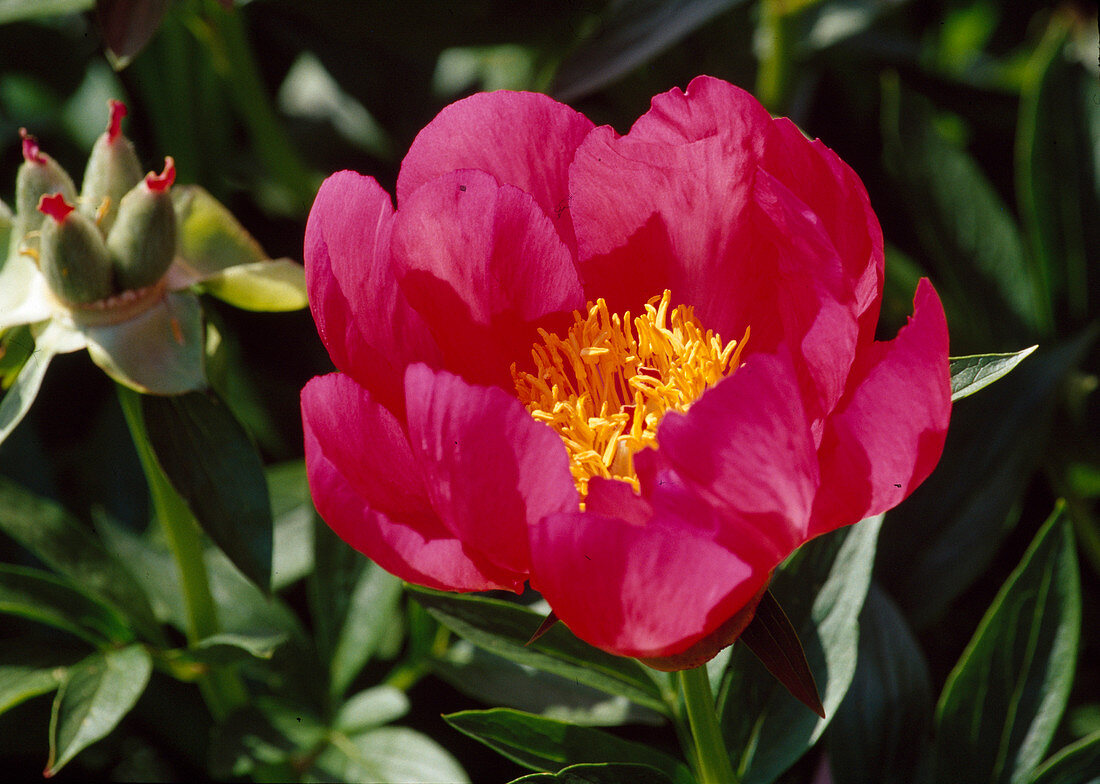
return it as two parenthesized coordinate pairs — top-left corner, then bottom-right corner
(678, 666), (739, 784)
(756, 0), (796, 113)
(117, 385), (247, 719)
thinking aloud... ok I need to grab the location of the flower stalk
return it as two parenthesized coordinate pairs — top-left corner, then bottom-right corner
(678, 665), (739, 784)
(117, 385), (247, 720)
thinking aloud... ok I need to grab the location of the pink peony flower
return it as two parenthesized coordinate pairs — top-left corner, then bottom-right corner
(300, 76), (950, 669)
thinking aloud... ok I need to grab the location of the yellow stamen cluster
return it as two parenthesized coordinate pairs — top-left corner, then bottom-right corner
(511, 290), (748, 500)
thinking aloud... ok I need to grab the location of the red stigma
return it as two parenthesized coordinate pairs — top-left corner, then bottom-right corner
(38, 192), (75, 223)
(145, 156), (176, 192)
(107, 100), (127, 142)
(19, 128), (44, 164)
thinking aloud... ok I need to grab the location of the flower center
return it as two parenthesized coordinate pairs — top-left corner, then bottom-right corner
(511, 290), (748, 500)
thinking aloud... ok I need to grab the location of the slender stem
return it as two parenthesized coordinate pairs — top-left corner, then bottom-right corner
(756, 0), (795, 113)
(678, 665), (739, 784)
(117, 385), (247, 718)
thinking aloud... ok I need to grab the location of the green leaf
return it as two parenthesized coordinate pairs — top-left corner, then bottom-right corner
(879, 329), (1095, 629)
(142, 389), (273, 592)
(268, 461), (315, 591)
(827, 584), (934, 784)
(0, 478), (161, 642)
(443, 709), (692, 783)
(738, 590), (823, 718)
(510, 762), (678, 783)
(409, 587), (667, 715)
(932, 505), (1081, 784)
(1016, 12), (1100, 324)
(0, 564), (133, 646)
(1028, 731), (1100, 784)
(434, 639), (665, 727)
(0, 326), (59, 447)
(45, 644), (153, 777)
(317, 726), (471, 784)
(192, 631), (288, 661)
(173, 184), (274, 276)
(328, 560), (403, 699)
(0, 0), (93, 24)
(950, 346), (1038, 401)
(552, 0), (747, 101)
(333, 685), (409, 734)
(209, 699), (327, 780)
(722, 515), (882, 784)
(199, 259), (308, 312)
(0, 640), (84, 716)
(308, 517), (369, 668)
(882, 74), (1045, 342)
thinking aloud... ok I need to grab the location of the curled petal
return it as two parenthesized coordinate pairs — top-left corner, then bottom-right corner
(391, 170), (583, 387)
(403, 364), (577, 577)
(529, 483), (771, 660)
(396, 90), (594, 253)
(302, 373), (522, 591)
(810, 279), (951, 536)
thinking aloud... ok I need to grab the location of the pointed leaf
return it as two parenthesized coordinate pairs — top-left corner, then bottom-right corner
(173, 184), (268, 275)
(510, 762), (678, 783)
(142, 389), (273, 591)
(0, 478), (161, 642)
(0, 0), (93, 24)
(932, 505), (1081, 784)
(739, 590), (823, 718)
(827, 584), (934, 784)
(0, 640), (84, 716)
(333, 685), (409, 734)
(192, 631), (288, 661)
(443, 709), (693, 783)
(1027, 731), (1100, 784)
(434, 640), (665, 727)
(0, 332), (56, 447)
(316, 726), (471, 784)
(329, 559), (403, 698)
(950, 346), (1037, 401)
(409, 587), (667, 715)
(0, 564), (133, 646)
(199, 259), (308, 312)
(722, 515), (882, 784)
(45, 644), (152, 777)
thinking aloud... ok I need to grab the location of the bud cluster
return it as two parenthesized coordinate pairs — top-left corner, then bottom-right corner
(12, 101), (179, 307)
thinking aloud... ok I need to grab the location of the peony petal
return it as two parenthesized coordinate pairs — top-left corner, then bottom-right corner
(404, 364), (578, 576)
(749, 168), (860, 427)
(391, 170), (584, 387)
(761, 119), (884, 342)
(529, 490), (771, 660)
(396, 90), (594, 254)
(569, 76), (774, 336)
(809, 279), (951, 537)
(302, 372), (523, 592)
(305, 171), (438, 410)
(656, 352), (819, 554)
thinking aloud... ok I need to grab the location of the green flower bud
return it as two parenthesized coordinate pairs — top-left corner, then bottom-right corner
(107, 156), (178, 291)
(13, 130), (78, 258)
(38, 193), (114, 305)
(81, 100), (143, 236)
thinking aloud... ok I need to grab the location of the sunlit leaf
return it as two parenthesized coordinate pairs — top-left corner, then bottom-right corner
(0, 0), (93, 24)
(0, 640), (83, 716)
(510, 762), (678, 783)
(317, 726), (471, 784)
(328, 560), (403, 698)
(950, 346), (1037, 401)
(199, 259), (308, 312)
(333, 685), (409, 734)
(410, 587), (667, 715)
(932, 505), (1080, 783)
(1027, 730), (1100, 784)
(45, 644), (152, 777)
(444, 709), (693, 783)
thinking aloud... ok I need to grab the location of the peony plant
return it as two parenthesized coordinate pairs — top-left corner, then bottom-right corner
(300, 74), (951, 677)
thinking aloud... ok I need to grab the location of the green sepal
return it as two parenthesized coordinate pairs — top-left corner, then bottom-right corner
(39, 208), (115, 305)
(13, 151), (78, 258)
(81, 129), (143, 236)
(107, 182), (178, 291)
(173, 184), (268, 274)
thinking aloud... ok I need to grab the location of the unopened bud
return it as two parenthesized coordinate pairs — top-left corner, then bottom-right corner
(81, 100), (143, 235)
(14, 130), (79, 254)
(38, 193), (115, 305)
(107, 157), (178, 291)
